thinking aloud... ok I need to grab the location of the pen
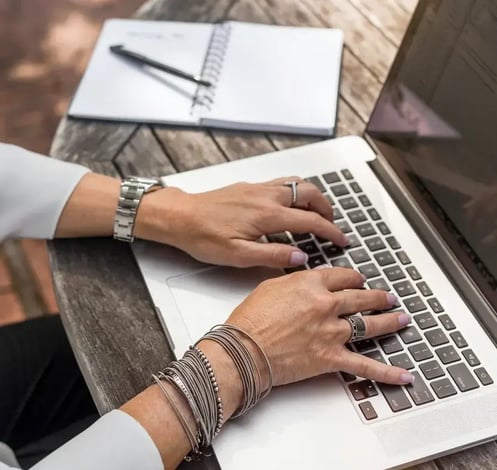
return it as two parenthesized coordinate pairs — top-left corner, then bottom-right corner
(109, 44), (212, 87)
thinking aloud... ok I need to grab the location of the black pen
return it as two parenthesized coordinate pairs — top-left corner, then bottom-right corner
(109, 44), (212, 87)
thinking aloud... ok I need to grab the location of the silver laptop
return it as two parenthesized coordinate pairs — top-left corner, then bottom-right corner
(133, 2), (497, 469)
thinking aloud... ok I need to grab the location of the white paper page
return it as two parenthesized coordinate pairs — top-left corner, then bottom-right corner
(203, 22), (343, 135)
(69, 19), (213, 125)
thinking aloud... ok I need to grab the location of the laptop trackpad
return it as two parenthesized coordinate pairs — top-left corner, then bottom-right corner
(166, 265), (282, 343)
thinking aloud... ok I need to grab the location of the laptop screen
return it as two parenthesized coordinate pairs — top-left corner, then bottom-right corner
(366, 0), (497, 312)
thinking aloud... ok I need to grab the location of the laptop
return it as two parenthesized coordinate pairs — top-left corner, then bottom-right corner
(132, 1), (497, 468)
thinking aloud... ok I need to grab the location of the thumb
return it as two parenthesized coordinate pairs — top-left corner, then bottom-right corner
(236, 240), (309, 268)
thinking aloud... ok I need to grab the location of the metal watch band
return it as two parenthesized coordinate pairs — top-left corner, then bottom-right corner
(113, 176), (161, 243)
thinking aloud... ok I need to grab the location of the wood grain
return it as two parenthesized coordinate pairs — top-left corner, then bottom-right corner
(48, 0), (497, 468)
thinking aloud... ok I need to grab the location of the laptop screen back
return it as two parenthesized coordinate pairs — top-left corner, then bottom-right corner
(366, 0), (497, 312)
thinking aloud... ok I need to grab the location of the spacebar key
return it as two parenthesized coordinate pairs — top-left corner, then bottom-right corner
(378, 383), (412, 412)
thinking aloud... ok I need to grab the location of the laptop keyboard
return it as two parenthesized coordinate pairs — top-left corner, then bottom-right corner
(268, 169), (494, 422)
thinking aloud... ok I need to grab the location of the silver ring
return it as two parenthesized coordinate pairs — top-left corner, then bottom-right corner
(283, 181), (299, 208)
(344, 316), (367, 343)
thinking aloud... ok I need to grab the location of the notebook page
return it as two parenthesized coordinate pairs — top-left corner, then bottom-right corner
(203, 22), (343, 135)
(69, 19), (213, 125)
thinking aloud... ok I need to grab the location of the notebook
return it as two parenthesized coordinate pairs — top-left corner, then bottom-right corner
(68, 19), (343, 136)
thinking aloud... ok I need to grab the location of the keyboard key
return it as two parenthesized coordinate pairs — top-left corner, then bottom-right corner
(450, 331), (468, 348)
(305, 176), (326, 192)
(367, 208), (381, 221)
(447, 363), (479, 392)
(347, 209), (367, 224)
(436, 345), (460, 364)
(420, 360), (445, 380)
(349, 249), (371, 264)
(396, 251), (411, 265)
(408, 342), (433, 362)
(330, 184), (350, 197)
(357, 223), (376, 238)
(414, 311), (437, 330)
(374, 251), (396, 267)
(323, 171), (341, 184)
(377, 222), (391, 235)
(333, 206), (344, 220)
(406, 265), (422, 281)
(349, 380), (378, 400)
(323, 244), (344, 258)
(364, 349), (386, 364)
(285, 265), (306, 274)
(340, 371), (356, 382)
(365, 236), (386, 252)
(350, 182), (362, 193)
(431, 378), (457, 398)
(345, 233), (361, 248)
(308, 254), (327, 268)
(392, 280), (416, 297)
(405, 371), (435, 405)
(292, 233), (311, 242)
(462, 349), (480, 367)
(389, 353), (414, 369)
(267, 232), (291, 244)
(336, 220), (352, 233)
(474, 367), (493, 386)
(427, 297), (444, 313)
(341, 169), (353, 180)
(359, 263), (380, 279)
(297, 240), (320, 255)
(385, 236), (401, 250)
(367, 278), (390, 291)
(378, 383), (412, 412)
(384, 265), (405, 282)
(359, 401), (378, 420)
(424, 328), (449, 347)
(399, 326), (422, 344)
(379, 336), (403, 354)
(416, 281), (432, 297)
(354, 338), (375, 352)
(339, 197), (358, 210)
(438, 314), (455, 331)
(358, 195), (372, 207)
(332, 257), (352, 268)
(404, 296), (426, 313)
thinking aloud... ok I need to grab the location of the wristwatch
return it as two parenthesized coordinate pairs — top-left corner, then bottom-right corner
(113, 176), (162, 243)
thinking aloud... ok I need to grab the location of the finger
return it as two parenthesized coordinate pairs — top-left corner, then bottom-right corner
(339, 349), (415, 385)
(332, 289), (398, 316)
(275, 182), (334, 222)
(233, 240), (309, 268)
(338, 311), (411, 343)
(313, 267), (366, 292)
(264, 176), (305, 186)
(276, 208), (348, 246)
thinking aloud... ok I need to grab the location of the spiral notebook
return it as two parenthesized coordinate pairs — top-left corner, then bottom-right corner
(68, 19), (343, 136)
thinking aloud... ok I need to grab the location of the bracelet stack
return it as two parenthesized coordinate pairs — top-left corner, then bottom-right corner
(153, 324), (273, 460)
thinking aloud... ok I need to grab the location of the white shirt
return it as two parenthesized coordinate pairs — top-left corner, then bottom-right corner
(0, 144), (163, 470)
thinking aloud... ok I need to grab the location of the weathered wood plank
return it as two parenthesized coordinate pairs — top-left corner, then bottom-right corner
(348, 0), (413, 46)
(210, 131), (275, 161)
(114, 126), (176, 177)
(436, 441), (497, 470)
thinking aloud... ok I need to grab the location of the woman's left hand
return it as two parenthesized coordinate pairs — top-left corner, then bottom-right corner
(135, 177), (348, 268)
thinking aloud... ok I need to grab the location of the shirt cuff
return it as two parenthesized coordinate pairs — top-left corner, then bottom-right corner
(31, 410), (163, 470)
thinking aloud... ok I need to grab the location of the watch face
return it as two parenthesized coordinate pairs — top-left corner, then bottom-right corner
(128, 176), (161, 185)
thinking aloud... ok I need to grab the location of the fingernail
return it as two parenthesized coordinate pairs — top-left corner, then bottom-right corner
(398, 313), (411, 327)
(314, 263), (331, 270)
(386, 293), (398, 307)
(341, 234), (350, 246)
(360, 274), (367, 284)
(400, 372), (415, 384)
(290, 251), (308, 266)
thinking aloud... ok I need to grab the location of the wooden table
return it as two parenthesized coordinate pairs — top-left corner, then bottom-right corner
(49, 0), (497, 468)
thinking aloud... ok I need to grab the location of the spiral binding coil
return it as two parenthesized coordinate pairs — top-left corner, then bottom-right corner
(191, 23), (232, 114)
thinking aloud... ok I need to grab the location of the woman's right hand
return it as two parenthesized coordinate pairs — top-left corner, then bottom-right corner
(225, 266), (414, 387)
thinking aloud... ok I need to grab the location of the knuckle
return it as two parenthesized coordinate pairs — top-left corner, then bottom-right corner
(357, 360), (374, 379)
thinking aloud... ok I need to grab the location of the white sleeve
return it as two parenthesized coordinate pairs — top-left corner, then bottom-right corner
(31, 410), (164, 470)
(0, 143), (90, 241)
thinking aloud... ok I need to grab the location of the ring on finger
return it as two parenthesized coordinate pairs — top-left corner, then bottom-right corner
(283, 181), (299, 208)
(344, 315), (367, 343)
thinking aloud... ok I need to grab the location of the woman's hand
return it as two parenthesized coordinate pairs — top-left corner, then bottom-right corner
(135, 177), (348, 268)
(222, 266), (414, 386)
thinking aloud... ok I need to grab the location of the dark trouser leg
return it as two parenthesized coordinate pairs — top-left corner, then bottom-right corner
(0, 315), (98, 466)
